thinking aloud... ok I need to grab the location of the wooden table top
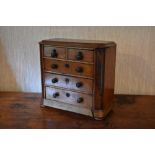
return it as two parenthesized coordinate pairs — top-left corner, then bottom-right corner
(0, 92), (155, 129)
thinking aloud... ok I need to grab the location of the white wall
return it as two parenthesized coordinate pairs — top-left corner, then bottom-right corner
(0, 26), (155, 95)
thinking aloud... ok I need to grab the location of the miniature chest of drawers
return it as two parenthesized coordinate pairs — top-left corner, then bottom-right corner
(39, 38), (116, 120)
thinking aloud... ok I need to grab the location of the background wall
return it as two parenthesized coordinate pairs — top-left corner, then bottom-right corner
(0, 26), (155, 95)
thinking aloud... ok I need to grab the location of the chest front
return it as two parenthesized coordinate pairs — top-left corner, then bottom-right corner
(39, 38), (116, 120)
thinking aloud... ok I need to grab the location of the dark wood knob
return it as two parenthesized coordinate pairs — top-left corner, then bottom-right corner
(77, 97), (84, 103)
(76, 82), (83, 88)
(52, 78), (58, 83)
(64, 63), (70, 68)
(76, 52), (83, 60)
(66, 93), (70, 97)
(53, 92), (59, 98)
(65, 78), (69, 83)
(51, 49), (58, 58)
(51, 64), (58, 69)
(75, 67), (83, 73)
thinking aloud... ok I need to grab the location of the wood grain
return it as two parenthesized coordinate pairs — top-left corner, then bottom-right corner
(44, 73), (93, 94)
(43, 58), (94, 78)
(67, 48), (94, 62)
(45, 87), (92, 108)
(44, 46), (66, 59)
(0, 26), (155, 95)
(0, 92), (155, 129)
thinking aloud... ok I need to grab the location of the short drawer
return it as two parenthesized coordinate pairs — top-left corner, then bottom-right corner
(67, 48), (94, 62)
(44, 59), (94, 78)
(44, 46), (66, 59)
(44, 73), (93, 94)
(45, 87), (92, 108)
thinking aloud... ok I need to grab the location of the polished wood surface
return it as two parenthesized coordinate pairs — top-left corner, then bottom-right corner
(44, 46), (66, 59)
(40, 39), (116, 119)
(46, 87), (92, 108)
(44, 73), (93, 94)
(43, 58), (94, 78)
(92, 47), (116, 119)
(67, 48), (94, 62)
(40, 38), (116, 48)
(0, 92), (155, 129)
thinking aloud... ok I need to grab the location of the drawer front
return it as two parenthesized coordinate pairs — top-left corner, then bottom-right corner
(44, 46), (66, 59)
(44, 59), (94, 78)
(67, 48), (94, 62)
(44, 73), (93, 94)
(46, 87), (92, 108)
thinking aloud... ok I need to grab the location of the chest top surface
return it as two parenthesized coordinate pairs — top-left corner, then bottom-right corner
(39, 38), (116, 48)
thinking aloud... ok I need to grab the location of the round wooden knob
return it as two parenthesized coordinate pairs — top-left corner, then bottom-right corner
(75, 52), (83, 60)
(66, 93), (70, 97)
(65, 78), (69, 83)
(76, 82), (83, 88)
(53, 92), (59, 98)
(51, 64), (58, 69)
(52, 78), (58, 83)
(75, 67), (83, 73)
(51, 49), (58, 58)
(77, 97), (84, 103)
(64, 63), (70, 68)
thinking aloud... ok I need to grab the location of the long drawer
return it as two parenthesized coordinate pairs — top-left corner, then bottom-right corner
(44, 73), (93, 94)
(45, 87), (93, 108)
(44, 58), (94, 78)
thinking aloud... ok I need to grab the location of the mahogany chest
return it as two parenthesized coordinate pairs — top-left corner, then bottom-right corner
(39, 38), (116, 120)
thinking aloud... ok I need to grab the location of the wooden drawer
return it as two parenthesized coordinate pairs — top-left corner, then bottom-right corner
(44, 46), (66, 59)
(45, 87), (92, 108)
(44, 59), (94, 78)
(67, 48), (94, 62)
(44, 73), (93, 94)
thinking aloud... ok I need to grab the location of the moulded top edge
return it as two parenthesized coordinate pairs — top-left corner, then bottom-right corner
(39, 38), (116, 48)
